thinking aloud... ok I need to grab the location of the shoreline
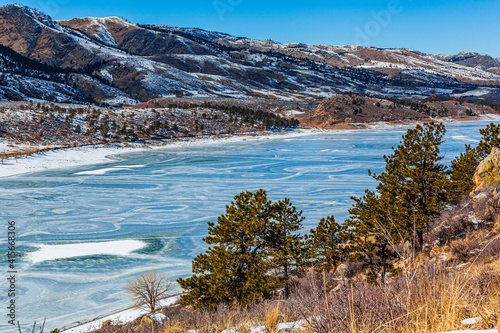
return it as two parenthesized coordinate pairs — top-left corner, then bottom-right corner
(60, 295), (181, 333)
(0, 128), (326, 179)
(1, 114), (500, 179)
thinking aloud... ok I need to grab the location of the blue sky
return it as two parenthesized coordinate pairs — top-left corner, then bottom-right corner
(2, 0), (499, 57)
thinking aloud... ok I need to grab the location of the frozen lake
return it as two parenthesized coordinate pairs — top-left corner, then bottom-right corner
(0, 120), (497, 332)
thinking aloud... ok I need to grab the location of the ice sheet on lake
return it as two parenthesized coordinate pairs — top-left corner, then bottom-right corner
(74, 165), (146, 175)
(28, 240), (147, 263)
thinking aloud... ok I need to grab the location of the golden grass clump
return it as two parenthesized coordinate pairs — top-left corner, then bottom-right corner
(264, 302), (283, 333)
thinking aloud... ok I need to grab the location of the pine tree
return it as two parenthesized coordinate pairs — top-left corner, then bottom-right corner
(449, 144), (480, 204)
(307, 215), (347, 274)
(371, 122), (449, 251)
(448, 123), (500, 203)
(100, 116), (110, 138)
(268, 198), (306, 298)
(477, 123), (500, 158)
(345, 191), (396, 281)
(177, 190), (279, 310)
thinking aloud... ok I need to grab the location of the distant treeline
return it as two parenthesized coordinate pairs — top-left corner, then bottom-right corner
(165, 101), (300, 130)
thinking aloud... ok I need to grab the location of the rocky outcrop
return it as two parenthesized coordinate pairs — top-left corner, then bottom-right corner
(469, 148), (500, 230)
(472, 147), (500, 193)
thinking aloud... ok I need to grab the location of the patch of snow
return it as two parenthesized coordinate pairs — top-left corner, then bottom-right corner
(150, 313), (168, 323)
(94, 21), (118, 46)
(249, 326), (266, 333)
(461, 317), (482, 326)
(100, 69), (113, 83)
(471, 218), (483, 224)
(452, 88), (494, 98)
(358, 60), (409, 69)
(61, 296), (179, 333)
(284, 110), (305, 116)
(276, 319), (308, 331)
(27, 240), (147, 264)
(74, 164), (145, 175)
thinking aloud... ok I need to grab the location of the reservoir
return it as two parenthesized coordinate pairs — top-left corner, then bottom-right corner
(0, 120), (497, 332)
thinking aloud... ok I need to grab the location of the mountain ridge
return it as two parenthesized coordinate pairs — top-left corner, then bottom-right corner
(0, 4), (499, 106)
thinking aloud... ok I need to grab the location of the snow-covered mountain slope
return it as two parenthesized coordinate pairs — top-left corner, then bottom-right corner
(0, 4), (499, 106)
(197, 36), (500, 84)
(0, 41), (136, 105)
(438, 51), (500, 72)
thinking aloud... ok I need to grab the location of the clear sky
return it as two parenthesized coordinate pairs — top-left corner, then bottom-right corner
(2, 0), (499, 57)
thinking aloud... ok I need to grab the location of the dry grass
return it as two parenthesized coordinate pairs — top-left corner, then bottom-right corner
(294, 253), (500, 333)
(264, 302), (283, 333)
(89, 261), (500, 333)
(90, 219), (500, 333)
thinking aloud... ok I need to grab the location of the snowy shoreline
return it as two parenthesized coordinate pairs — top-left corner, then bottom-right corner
(2, 114), (500, 179)
(0, 128), (324, 179)
(60, 296), (180, 333)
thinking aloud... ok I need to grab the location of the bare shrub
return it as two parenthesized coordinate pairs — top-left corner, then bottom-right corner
(288, 271), (405, 333)
(338, 261), (364, 279)
(126, 270), (173, 313)
(474, 235), (500, 262)
(286, 263), (488, 333)
(449, 236), (477, 263)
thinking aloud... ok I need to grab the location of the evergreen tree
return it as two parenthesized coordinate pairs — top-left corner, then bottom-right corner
(477, 123), (500, 158)
(345, 191), (396, 281)
(371, 122), (449, 251)
(268, 198), (306, 298)
(178, 190), (279, 310)
(449, 144), (480, 204)
(100, 116), (110, 138)
(307, 215), (347, 274)
(448, 123), (500, 203)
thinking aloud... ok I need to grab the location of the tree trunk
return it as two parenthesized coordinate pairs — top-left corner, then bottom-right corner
(417, 230), (424, 252)
(284, 264), (289, 298)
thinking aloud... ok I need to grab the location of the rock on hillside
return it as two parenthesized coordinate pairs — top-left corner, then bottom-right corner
(467, 147), (500, 231)
(426, 147), (500, 268)
(472, 147), (500, 193)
